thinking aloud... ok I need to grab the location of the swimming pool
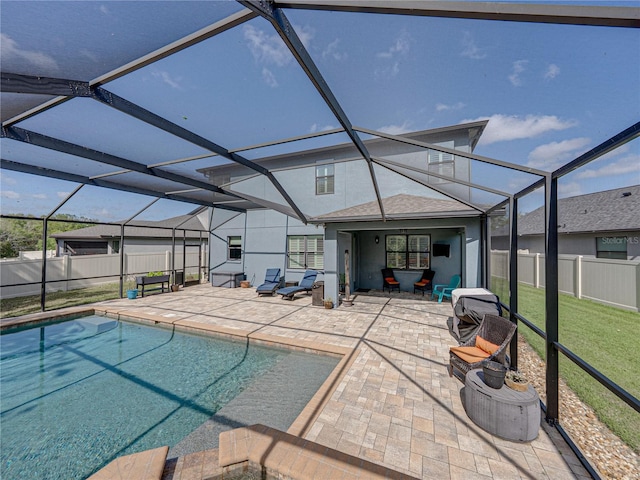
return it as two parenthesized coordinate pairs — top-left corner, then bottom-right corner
(0, 315), (340, 479)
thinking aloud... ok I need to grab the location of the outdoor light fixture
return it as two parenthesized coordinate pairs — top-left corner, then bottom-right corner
(375, 235), (380, 244)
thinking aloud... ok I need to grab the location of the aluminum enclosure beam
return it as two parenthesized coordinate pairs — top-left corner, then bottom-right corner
(277, 1), (640, 28)
(370, 157), (486, 213)
(355, 126), (548, 177)
(240, 0), (387, 220)
(1, 73), (91, 97)
(91, 87), (308, 224)
(0, 158), (245, 212)
(2, 9), (258, 127)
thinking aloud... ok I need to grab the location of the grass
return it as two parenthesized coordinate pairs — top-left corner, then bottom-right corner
(492, 277), (640, 453)
(0, 284), (122, 319)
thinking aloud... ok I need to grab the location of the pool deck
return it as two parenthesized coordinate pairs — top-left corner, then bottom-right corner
(5, 284), (592, 479)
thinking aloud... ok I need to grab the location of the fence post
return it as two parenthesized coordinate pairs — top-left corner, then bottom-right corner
(64, 255), (71, 292)
(576, 255), (582, 299)
(535, 253), (540, 288)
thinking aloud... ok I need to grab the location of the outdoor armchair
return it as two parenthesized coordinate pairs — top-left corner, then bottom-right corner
(256, 268), (281, 296)
(448, 313), (517, 382)
(413, 269), (435, 295)
(432, 274), (461, 303)
(381, 268), (400, 293)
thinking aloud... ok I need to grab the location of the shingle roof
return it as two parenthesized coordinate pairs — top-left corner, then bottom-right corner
(494, 185), (640, 236)
(51, 214), (207, 240)
(311, 194), (478, 223)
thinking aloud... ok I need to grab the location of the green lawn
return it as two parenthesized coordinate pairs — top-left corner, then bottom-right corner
(0, 284), (122, 319)
(492, 278), (640, 453)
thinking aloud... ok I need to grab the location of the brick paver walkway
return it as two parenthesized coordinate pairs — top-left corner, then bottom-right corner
(93, 284), (590, 479)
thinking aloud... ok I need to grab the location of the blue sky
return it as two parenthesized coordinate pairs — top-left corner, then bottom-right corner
(1, 1), (639, 219)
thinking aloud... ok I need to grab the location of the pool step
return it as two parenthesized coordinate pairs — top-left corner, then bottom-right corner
(87, 445), (169, 480)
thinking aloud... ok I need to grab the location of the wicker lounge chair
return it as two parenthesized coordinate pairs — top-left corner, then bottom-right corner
(256, 268), (281, 296)
(448, 313), (517, 382)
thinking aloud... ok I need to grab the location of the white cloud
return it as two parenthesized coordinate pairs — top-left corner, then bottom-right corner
(527, 137), (591, 170)
(32, 194), (47, 199)
(544, 63), (560, 80)
(261, 68), (278, 88)
(436, 102), (465, 112)
(559, 181), (583, 198)
(460, 32), (486, 60)
(576, 152), (640, 179)
(1, 190), (20, 199)
(0, 171), (17, 185)
(309, 123), (336, 133)
(378, 121), (412, 135)
(376, 31), (410, 59)
(151, 70), (183, 90)
(322, 38), (347, 61)
(57, 191), (69, 199)
(508, 60), (528, 86)
(463, 114), (578, 145)
(0, 33), (58, 71)
(244, 24), (293, 67)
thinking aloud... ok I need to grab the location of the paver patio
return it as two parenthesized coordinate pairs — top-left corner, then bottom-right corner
(23, 284), (593, 479)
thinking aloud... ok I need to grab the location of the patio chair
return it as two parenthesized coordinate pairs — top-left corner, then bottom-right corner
(413, 269), (435, 295)
(277, 270), (318, 300)
(432, 274), (461, 303)
(256, 268), (281, 296)
(448, 313), (517, 382)
(381, 268), (400, 293)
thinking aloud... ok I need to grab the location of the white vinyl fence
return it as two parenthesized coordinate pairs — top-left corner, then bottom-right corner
(491, 251), (640, 312)
(0, 251), (207, 299)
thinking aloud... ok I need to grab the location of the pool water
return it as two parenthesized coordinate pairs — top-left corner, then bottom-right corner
(0, 316), (339, 480)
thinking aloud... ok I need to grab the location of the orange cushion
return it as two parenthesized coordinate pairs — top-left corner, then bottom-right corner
(385, 277), (398, 284)
(476, 336), (500, 355)
(415, 281), (426, 286)
(450, 346), (490, 364)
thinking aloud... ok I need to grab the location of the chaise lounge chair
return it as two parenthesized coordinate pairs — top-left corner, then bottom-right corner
(277, 270), (318, 300)
(256, 268), (281, 296)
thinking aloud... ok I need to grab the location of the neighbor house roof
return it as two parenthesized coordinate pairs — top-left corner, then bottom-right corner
(493, 185), (640, 237)
(310, 194), (479, 223)
(51, 214), (208, 240)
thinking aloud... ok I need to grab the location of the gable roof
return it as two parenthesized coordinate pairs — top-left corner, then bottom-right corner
(493, 185), (640, 236)
(310, 194), (479, 223)
(51, 214), (208, 240)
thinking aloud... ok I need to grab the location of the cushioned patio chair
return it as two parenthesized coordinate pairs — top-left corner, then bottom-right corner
(256, 268), (281, 296)
(413, 269), (435, 295)
(277, 270), (318, 300)
(381, 268), (400, 293)
(448, 313), (517, 382)
(432, 274), (461, 303)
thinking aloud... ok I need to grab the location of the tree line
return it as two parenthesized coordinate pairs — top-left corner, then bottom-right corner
(0, 214), (93, 258)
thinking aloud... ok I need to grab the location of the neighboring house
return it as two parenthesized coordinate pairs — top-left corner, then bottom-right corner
(491, 185), (640, 259)
(51, 211), (209, 257)
(203, 121), (489, 298)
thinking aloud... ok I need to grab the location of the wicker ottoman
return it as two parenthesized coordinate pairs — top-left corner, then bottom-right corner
(463, 368), (540, 442)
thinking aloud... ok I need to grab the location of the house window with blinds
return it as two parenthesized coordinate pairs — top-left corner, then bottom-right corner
(287, 235), (324, 269)
(386, 234), (430, 269)
(428, 148), (455, 184)
(228, 236), (242, 260)
(316, 164), (334, 195)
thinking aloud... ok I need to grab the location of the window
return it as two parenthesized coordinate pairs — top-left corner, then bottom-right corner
(386, 234), (430, 269)
(228, 236), (242, 260)
(63, 240), (108, 256)
(316, 164), (334, 195)
(428, 149), (454, 184)
(596, 237), (627, 259)
(287, 235), (323, 269)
